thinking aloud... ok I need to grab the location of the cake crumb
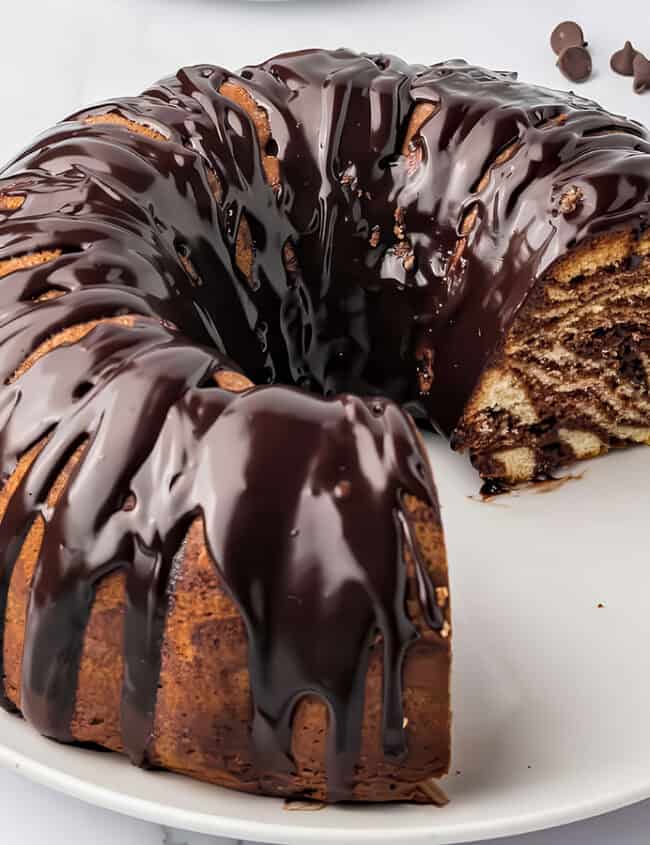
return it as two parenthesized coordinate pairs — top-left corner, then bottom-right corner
(417, 779), (449, 806)
(559, 186), (583, 215)
(531, 472), (583, 494)
(284, 799), (326, 811)
(435, 586), (449, 607)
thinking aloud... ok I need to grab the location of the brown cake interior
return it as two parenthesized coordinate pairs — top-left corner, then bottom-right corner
(454, 229), (650, 484)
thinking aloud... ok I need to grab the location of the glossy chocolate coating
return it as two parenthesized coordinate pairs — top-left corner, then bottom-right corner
(0, 56), (446, 800)
(557, 46), (592, 82)
(235, 50), (650, 432)
(1, 47), (650, 796)
(7, 50), (649, 433)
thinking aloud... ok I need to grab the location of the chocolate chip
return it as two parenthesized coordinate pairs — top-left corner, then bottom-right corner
(633, 54), (650, 93)
(550, 21), (586, 56)
(557, 46), (592, 83)
(610, 41), (641, 76)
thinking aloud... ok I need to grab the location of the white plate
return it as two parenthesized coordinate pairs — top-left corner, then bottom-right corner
(1, 435), (649, 843)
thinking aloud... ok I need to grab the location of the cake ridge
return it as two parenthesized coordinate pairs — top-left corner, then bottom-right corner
(0, 70), (450, 790)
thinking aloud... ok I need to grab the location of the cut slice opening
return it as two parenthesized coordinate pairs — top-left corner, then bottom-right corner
(454, 229), (650, 484)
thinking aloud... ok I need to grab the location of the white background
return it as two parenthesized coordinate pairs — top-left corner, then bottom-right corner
(0, 0), (649, 842)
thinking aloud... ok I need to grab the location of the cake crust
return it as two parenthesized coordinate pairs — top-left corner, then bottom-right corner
(0, 370), (451, 801)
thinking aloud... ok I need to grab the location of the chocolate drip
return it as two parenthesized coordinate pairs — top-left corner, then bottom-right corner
(0, 304), (439, 792)
(238, 51), (650, 431)
(3, 51), (650, 432)
(0, 71), (444, 790)
(0, 47), (649, 797)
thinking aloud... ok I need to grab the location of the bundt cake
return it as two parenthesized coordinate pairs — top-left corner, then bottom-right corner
(0, 45), (649, 804)
(0, 49), (454, 804)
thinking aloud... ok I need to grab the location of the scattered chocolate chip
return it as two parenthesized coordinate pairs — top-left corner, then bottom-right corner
(557, 46), (592, 83)
(550, 21), (586, 56)
(610, 41), (641, 76)
(633, 53), (650, 93)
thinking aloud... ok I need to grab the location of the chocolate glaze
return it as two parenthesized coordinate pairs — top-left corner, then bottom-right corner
(0, 47), (649, 797)
(233, 50), (650, 433)
(0, 306), (442, 797)
(4, 51), (650, 431)
(0, 54), (448, 797)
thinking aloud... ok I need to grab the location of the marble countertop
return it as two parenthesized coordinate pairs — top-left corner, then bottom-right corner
(0, 0), (649, 842)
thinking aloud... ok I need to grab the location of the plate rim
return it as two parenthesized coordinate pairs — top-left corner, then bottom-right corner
(0, 724), (648, 845)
